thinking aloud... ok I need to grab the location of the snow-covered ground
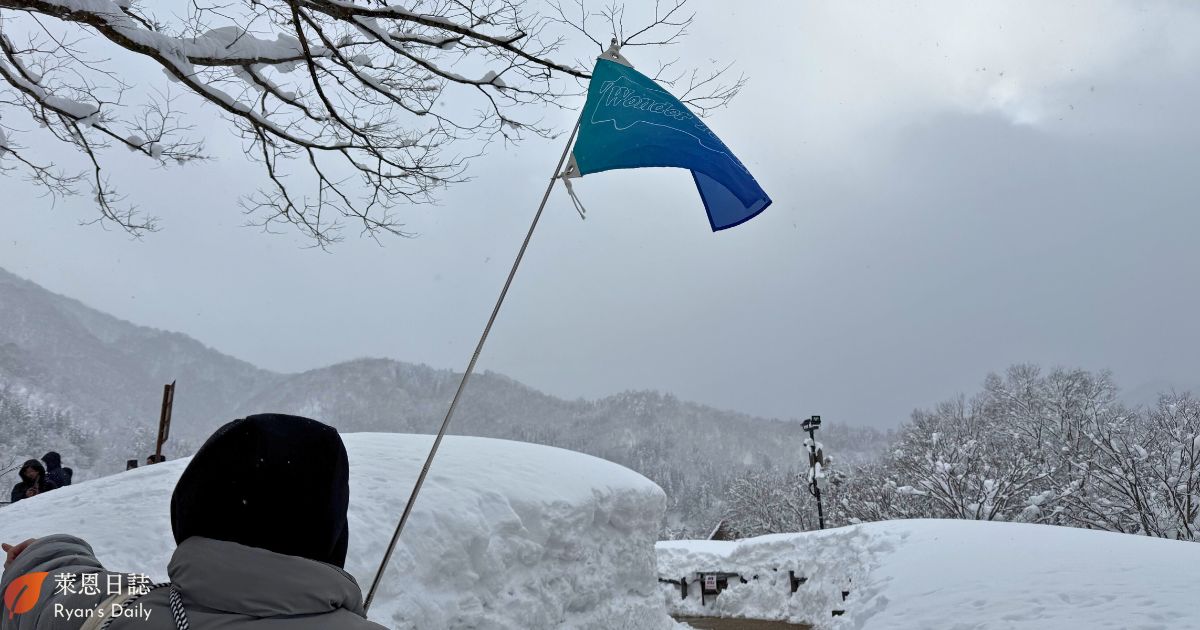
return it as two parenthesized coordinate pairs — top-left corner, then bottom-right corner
(658, 519), (1200, 630)
(0, 433), (677, 630)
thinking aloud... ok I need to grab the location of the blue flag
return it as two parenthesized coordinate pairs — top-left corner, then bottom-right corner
(569, 56), (771, 231)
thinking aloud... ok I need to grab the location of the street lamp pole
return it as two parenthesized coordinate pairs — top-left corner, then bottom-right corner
(802, 414), (825, 530)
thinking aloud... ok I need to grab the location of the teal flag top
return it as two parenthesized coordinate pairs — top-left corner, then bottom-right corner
(570, 57), (772, 231)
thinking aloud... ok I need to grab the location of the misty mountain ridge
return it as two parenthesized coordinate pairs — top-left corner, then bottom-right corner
(0, 266), (890, 533)
(0, 267), (279, 445)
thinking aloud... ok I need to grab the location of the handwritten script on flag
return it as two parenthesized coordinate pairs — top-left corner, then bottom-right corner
(572, 57), (771, 231)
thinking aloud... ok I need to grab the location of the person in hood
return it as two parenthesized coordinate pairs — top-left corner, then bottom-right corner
(9, 459), (57, 503)
(40, 451), (72, 488)
(1, 414), (388, 630)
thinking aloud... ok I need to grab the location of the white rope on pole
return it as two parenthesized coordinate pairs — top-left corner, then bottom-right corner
(363, 115), (584, 612)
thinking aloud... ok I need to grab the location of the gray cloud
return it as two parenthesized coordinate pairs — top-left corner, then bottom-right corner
(2, 1), (1197, 426)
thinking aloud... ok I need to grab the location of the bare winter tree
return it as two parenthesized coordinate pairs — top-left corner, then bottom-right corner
(0, 0), (743, 245)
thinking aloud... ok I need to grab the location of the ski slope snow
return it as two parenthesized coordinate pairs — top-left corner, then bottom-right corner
(0, 433), (678, 630)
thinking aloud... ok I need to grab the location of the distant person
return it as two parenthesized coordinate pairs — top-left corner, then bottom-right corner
(1, 414), (387, 630)
(41, 451), (73, 488)
(8, 459), (57, 503)
(147, 454), (167, 465)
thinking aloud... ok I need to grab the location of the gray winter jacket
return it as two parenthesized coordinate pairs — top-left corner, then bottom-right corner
(0, 535), (388, 630)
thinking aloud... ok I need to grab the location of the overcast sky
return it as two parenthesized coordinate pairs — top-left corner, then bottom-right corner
(2, 1), (1199, 427)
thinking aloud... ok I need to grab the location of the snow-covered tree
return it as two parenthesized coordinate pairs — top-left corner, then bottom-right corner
(831, 462), (925, 525)
(972, 365), (1118, 525)
(1041, 391), (1200, 540)
(0, 384), (100, 485)
(1142, 393), (1200, 540)
(0, 0), (741, 245)
(725, 469), (815, 536)
(884, 394), (1050, 521)
(729, 365), (1199, 543)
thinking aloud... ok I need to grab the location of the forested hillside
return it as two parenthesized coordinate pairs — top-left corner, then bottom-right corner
(0, 267), (891, 534)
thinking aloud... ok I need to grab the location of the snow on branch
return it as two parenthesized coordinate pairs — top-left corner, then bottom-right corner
(721, 365), (1200, 543)
(0, 0), (738, 245)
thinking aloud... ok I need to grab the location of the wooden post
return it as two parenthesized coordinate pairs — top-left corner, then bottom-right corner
(154, 381), (176, 461)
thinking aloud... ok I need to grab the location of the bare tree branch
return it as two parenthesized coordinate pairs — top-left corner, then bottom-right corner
(0, 0), (742, 244)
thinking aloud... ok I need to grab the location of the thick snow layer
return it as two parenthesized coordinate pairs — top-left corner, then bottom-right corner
(658, 519), (1200, 630)
(0, 433), (676, 630)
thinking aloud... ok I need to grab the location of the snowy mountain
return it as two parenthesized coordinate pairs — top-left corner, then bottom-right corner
(0, 267), (890, 533)
(0, 268), (281, 473)
(246, 361), (893, 535)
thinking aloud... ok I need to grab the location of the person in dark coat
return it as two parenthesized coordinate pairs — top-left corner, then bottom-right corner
(1, 414), (387, 630)
(40, 451), (72, 488)
(8, 459), (57, 503)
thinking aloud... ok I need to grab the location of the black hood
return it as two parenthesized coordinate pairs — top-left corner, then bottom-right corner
(19, 459), (45, 479)
(170, 414), (351, 568)
(41, 451), (62, 470)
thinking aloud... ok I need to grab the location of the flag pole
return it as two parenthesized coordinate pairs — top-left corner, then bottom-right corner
(363, 116), (583, 612)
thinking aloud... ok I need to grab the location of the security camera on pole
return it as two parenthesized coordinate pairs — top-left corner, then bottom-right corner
(802, 415), (826, 530)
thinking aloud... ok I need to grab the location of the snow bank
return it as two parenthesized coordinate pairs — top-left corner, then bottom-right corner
(0, 434), (677, 630)
(658, 525), (885, 628)
(658, 519), (1200, 630)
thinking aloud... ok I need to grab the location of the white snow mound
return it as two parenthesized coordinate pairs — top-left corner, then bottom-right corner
(658, 519), (1200, 630)
(0, 433), (677, 630)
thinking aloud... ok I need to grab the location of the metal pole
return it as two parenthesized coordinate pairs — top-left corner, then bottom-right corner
(806, 423), (825, 530)
(363, 119), (583, 612)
